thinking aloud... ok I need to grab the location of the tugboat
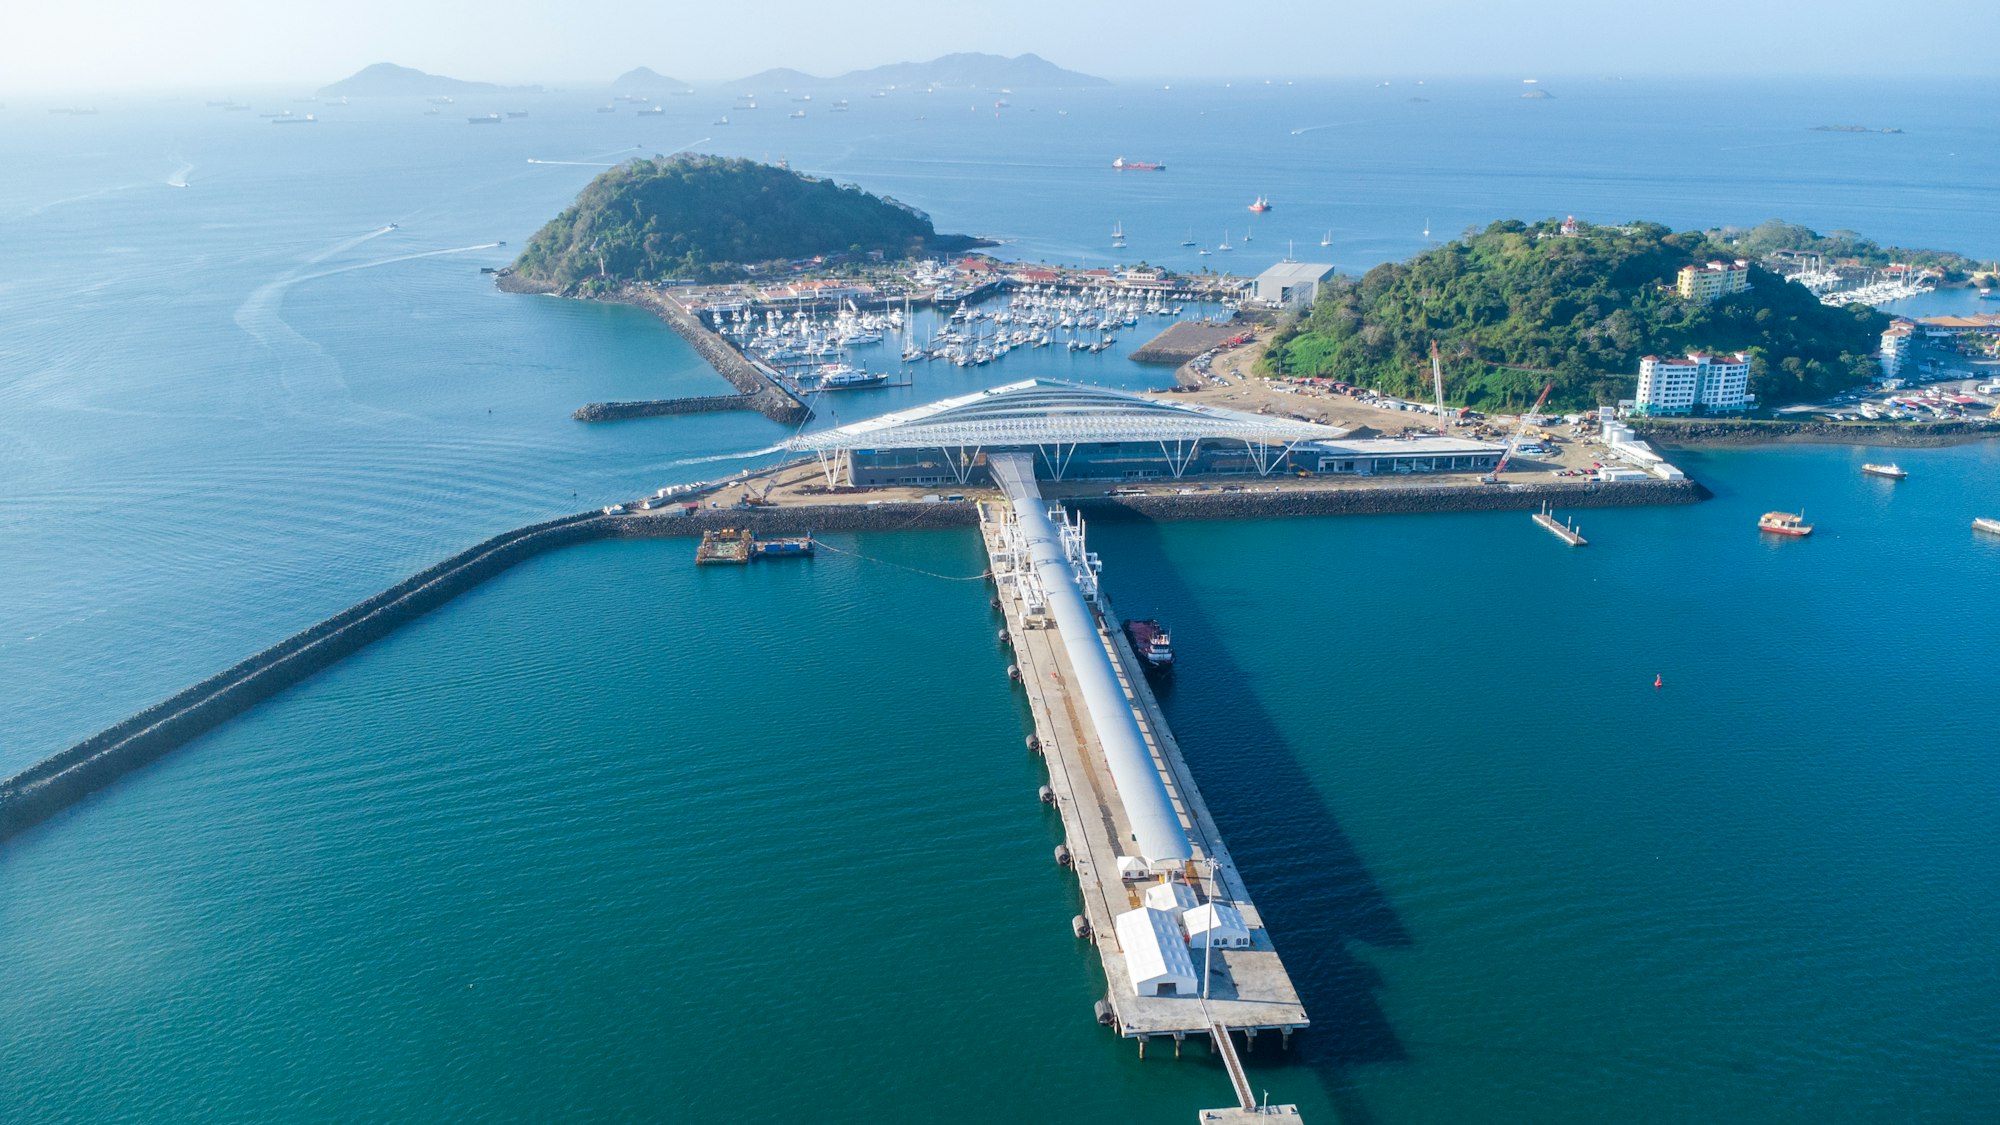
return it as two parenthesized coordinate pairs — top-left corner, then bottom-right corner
(1123, 619), (1175, 672)
(1757, 510), (1814, 537)
(1861, 462), (1907, 480)
(1247, 195), (1272, 212)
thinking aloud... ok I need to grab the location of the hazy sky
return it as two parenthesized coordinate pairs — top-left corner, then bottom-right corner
(7, 0), (1996, 93)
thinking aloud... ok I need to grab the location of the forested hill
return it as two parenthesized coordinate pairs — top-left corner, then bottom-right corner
(1266, 219), (1889, 412)
(512, 155), (982, 288)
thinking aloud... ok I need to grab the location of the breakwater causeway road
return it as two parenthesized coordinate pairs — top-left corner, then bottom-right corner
(0, 473), (1698, 842)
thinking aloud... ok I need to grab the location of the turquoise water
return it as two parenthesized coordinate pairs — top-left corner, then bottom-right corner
(5, 78), (2000, 1121)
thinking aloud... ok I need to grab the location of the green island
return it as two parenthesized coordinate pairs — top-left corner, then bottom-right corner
(1265, 218), (1895, 412)
(511, 154), (984, 290)
(1703, 218), (1989, 281)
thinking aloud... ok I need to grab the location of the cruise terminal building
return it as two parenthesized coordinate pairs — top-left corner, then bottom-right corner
(784, 379), (1504, 487)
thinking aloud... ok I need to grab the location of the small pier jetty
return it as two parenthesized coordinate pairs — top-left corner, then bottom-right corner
(979, 453), (1306, 1116)
(1533, 501), (1588, 546)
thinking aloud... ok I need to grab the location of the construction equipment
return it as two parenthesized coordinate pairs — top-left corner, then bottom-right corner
(1481, 380), (1555, 482)
(1430, 341), (1448, 436)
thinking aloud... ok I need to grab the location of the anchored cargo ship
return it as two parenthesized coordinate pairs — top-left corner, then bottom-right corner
(1247, 195), (1272, 212)
(1122, 619), (1174, 671)
(1112, 157), (1165, 171)
(1861, 463), (1907, 479)
(1974, 517), (2000, 536)
(1758, 511), (1814, 537)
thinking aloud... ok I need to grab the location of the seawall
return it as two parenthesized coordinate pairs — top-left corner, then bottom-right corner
(573, 394), (762, 422)
(1635, 419), (2000, 447)
(1062, 478), (1705, 521)
(496, 274), (810, 427)
(0, 512), (609, 842)
(0, 478), (1695, 844)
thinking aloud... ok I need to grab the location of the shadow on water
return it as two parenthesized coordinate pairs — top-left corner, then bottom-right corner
(1087, 511), (1412, 1121)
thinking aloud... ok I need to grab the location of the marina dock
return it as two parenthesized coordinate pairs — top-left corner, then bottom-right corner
(1533, 502), (1588, 546)
(979, 453), (1305, 1117)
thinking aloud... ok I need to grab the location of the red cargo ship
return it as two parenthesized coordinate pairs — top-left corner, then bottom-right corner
(1112, 156), (1165, 171)
(1123, 619), (1175, 671)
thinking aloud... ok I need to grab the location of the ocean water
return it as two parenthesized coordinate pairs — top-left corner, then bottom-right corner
(3, 78), (1999, 1121)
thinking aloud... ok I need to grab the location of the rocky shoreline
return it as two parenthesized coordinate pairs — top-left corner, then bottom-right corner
(1634, 419), (2000, 448)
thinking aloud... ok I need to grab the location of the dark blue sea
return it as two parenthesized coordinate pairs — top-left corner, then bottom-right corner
(2, 77), (1998, 1122)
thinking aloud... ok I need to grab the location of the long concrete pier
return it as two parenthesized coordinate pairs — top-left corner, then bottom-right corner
(979, 458), (1308, 1059)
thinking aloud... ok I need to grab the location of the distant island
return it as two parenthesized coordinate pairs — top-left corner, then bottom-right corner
(1265, 218), (1889, 412)
(611, 67), (689, 91)
(1813, 124), (1903, 134)
(732, 52), (1107, 90)
(317, 62), (540, 98)
(508, 154), (985, 290)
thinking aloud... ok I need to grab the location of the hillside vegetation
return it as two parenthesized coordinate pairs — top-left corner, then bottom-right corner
(513, 155), (980, 288)
(1266, 219), (1889, 412)
(1705, 219), (1989, 281)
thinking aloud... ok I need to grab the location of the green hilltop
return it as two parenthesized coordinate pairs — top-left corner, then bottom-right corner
(512, 154), (982, 289)
(1266, 219), (1891, 412)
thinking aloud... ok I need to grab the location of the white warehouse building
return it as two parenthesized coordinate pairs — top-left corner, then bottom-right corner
(1633, 351), (1755, 416)
(1252, 261), (1337, 308)
(1114, 906), (1200, 997)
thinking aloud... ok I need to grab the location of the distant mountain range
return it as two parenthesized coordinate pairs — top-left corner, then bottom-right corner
(317, 63), (540, 98)
(611, 67), (689, 91)
(733, 53), (1107, 90)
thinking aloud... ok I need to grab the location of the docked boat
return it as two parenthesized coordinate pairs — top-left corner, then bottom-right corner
(1758, 511), (1814, 537)
(1248, 195), (1272, 212)
(1123, 619), (1175, 671)
(1861, 462), (1907, 479)
(798, 363), (888, 391)
(1974, 517), (2000, 536)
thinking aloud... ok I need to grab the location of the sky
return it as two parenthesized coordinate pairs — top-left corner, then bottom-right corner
(4, 0), (1996, 93)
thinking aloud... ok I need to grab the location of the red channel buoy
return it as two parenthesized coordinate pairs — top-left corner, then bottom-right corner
(1654, 674), (1663, 689)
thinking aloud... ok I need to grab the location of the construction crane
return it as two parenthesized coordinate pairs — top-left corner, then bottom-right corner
(1481, 380), (1555, 483)
(1430, 341), (1448, 436)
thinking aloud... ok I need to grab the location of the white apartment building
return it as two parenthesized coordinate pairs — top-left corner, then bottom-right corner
(1634, 351), (1754, 415)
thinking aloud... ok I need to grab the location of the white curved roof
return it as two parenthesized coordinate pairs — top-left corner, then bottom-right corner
(784, 379), (1346, 452)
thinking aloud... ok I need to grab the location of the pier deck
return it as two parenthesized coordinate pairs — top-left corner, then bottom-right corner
(978, 500), (1307, 1043)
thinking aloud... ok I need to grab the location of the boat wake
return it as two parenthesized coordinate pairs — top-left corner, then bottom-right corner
(167, 158), (195, 188)
(235, 228), (497, 416)
(1290, 121), (1359, 135)
(659, 443), (790, 467)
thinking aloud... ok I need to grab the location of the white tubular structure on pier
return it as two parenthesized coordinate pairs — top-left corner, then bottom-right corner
(989, 453), (1193, 870)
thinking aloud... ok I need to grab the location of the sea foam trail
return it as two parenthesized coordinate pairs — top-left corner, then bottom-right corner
(167, 160), (194, 189)
(660, 443), (789, 467)
(234, 229), (496, 415)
